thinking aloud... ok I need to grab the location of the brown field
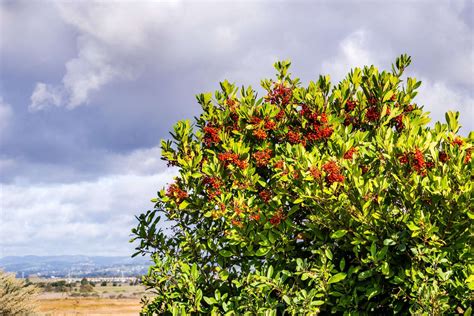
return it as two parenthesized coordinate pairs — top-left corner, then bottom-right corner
(37, 297), (142, 315)
(32, 279), (150, 315)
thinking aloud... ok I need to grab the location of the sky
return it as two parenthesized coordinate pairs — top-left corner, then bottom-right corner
(0, 0), (473, 257)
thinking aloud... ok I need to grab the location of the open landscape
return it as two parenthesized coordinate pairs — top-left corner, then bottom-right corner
(37, 298), (142, 316)
(0, 256), (152, 314)
(33, 278), (147, 315)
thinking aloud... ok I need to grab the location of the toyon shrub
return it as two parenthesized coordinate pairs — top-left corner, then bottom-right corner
(132, 55), (473, 315)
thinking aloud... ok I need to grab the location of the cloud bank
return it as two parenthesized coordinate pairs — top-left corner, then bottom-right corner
(0, 0), (472, 257)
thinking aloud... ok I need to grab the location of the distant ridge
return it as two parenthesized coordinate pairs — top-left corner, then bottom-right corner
(0, 255), (151, 278)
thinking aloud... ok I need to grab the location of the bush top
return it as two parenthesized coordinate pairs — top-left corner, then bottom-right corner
(133, 55), (473, 315)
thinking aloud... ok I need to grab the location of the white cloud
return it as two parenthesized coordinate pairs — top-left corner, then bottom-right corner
(27, 1), (270, 111)
(104, 146), (167, 176)
(28, 1), (178, 110)
(29, 83), (63, 111)
(62, 37), (129, 108)
(416, 79), (474, 133)
(0, 170), (177, 256)
(321, 30), (385, 83)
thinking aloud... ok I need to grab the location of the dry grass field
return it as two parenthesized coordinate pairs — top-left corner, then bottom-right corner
(37, 297), (142, 315)
(32, 280), (149, 315)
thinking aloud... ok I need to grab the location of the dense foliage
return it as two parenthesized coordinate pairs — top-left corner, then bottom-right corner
(132, 55), (473, 315)
(0, 270), (38, 315)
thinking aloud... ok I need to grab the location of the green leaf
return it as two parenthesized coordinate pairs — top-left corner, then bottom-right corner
(339, 258), (346, 271)
(358, 270), (373, 280)
(195, 289), (203, 304)
(383, 239), (396, 246)
(328, 273), (347, 284)
(366, 288), (379, 300)
(267, 265), (274, 279)
(293, 198), (304, 204)
(445, 111), (460, 133)
(179, 200), (189, 210)
(382, 91), (394, 103)
(370, 242), (376, 257)
(296, 258), (304, 268)
(465, 307), (472, 316)
(256, 247), (270, 256)
(331, 230), (347, 239)
(325, 248), (333, 260)
(407, 222), (420, 231)
(220, 270), (229, 281)
(381, 262), (389, 275)
(203, 296), (217, 305)
(191, 263), (198, 279)
(219, 249), (232, 257)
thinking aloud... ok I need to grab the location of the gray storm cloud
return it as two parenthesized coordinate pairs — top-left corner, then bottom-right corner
(0, 0), (472, 256)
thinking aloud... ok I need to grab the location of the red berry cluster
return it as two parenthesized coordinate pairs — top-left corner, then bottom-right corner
(391, 104), (414, 131)
(439, 151), (449, 163)
(231, 219), (243, 228)
(393, 114), (404, 131)
(250, 213), (261, 221)
(398, 153), (409, 165)
(344, 114), (359, 127)
(322, 161), (345, 184)
(412, 149), (426, 175)
(399, 149), (432, 176)
(368, 96), (378, 106)
(218, 151), (247, 169)
(264, 120), (276, 130)
(275, 110), (285, 120)
(345, 100), (357, 112)
(226, 98), (237, 110)
(253, 128), (268, 140)
(259, 190), (272, 203)
(203, 124), (220, 147)
(465, 149), (472, 164)
(300, 106), (334, 142)
(366, 106), (380, 122)
(425, 161), (435, 169)
(203, 176), (222, 199)
(166, 183), (188, 203)
(309, 166), (321, 179)
(266, 83), (292, 106)
(233, 203), (243, 215)
(287, 129), (304, 145)
(269, 209), (285, 226)
(250, 116), (262, 125)
(343, 147), (357, 160)
(253, 148), (272, 167)
(307, 127), (334, 142)
(451, 137), (464, 147)
(218, 151), (238, 166)
(274, 160), (284, 169)
(249, 115), (276, 138)
(229, 113), (240, 132)
(446, 138), (471, 164)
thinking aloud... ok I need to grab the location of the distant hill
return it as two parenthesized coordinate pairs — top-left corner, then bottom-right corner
(0, 255), (151, 278)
